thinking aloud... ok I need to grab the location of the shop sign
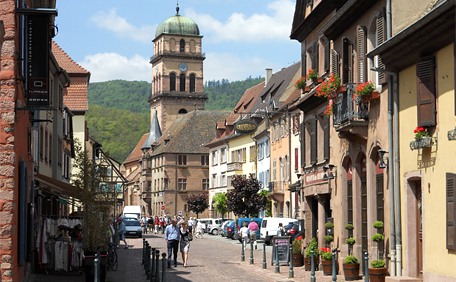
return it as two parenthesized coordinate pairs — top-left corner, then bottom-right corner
(304, 169), (325, 185)
(234, 120), (257, 134)
(27, 15), (50, 107)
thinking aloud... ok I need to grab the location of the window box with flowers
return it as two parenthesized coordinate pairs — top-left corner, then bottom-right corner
(314, 73), (340, 116)
(352, 81), (379, 103)
(295, 76), (309, 92)
(308, 69), (322, 84)
(410, 127), (433, 150)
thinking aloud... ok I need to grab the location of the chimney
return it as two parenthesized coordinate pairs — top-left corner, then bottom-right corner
(265, 68), (272, 87)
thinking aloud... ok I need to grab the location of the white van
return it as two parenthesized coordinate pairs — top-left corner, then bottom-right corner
(122, 205), (141, 219)
(260, 217), (297, 245)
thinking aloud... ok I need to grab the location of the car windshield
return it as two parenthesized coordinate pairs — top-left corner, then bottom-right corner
(125, 221), (140, 226)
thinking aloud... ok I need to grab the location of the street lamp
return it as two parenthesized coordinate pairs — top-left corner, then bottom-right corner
(378, 149), (388, 169)
(323, 164), (336, 180)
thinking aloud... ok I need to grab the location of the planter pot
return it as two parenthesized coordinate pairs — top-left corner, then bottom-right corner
(292, 254), (304, 267)
(304, 257), (319, 271)
(362, 94), (370, 103)
(84, 251), (107, 282)
(312, 77), (323, 84)
(410, 136), (433, 150)
(336, 85), (347, 94)
(369, 267), (388, 282)
(343, 263), (360, 281)
(368, 91), (380, 102)
(321, 259), (333, 276)
(304, 86), (310, 92)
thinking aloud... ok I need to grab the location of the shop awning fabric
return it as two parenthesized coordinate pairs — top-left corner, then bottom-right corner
(35, 173), (80, 200)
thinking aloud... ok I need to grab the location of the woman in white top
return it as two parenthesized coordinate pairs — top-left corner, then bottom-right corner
(240, 222), (249, 249)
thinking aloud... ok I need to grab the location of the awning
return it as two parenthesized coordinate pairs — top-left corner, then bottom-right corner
(35, 173), (80, 200)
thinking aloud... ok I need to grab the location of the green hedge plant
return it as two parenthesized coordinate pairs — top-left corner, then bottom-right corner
(344, 255), (359, 264)
(322, 251), (333, 261)
(373, 221), (384, 229)
(292, 237), (302, 255)
(371, 259), (386, 268)
(372, 233), (385, 242)
(305, 237), (318, 258)
(345, 224), (354, 230)
(325, 222), (334, 229)
(324, 235), (334, 243)
(345, 238), (356, 245)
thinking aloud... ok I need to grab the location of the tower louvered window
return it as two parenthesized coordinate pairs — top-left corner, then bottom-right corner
(190, 74), (196, 93)
(357, 25), (367, 83)
(180, 74), (186, 92)
(170, 73), (176, 91)
(377, 12), (387, 84)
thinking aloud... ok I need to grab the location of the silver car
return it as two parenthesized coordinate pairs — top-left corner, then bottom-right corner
(124, 219), (142, 238)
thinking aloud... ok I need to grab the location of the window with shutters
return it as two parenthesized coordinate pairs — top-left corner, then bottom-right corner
(417, 56), (436, 127)
(323, 115), (330, 161)
(309, 118), (317, 165)
(447, 173), (456, 250)
(331, 49), (340, 77)
(367, 18), (378, 85)
(377, 12), (387, 84)
(250, 145), (256, 162)
(357, 25), (367, 83)
(308, 41), (319, 74)
(273, 159), (277, 181)
(342, 37), (353, 84)
(300, 123), (306, 167)
(295, 148), (299, 172)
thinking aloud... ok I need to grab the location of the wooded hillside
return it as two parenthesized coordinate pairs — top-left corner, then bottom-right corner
(86, 77), (264, 162)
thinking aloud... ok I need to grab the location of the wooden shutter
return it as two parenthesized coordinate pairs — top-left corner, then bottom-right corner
(302, 42), (307, 77)
(307, 0), (313, 6)
(300, 123), (306, 167)
(331, 49), (340, 77)
(323, 115), (330, 161)
(447, 173), (456, 250)
(377, 12), (387, 84)
(357, 25), (367, 83)
(417, 56), (436, 127)
(295, 148), (299, 171)
(348, 44), (353, 83)
(324, 37), (330, 72)
(342, 37), (352, 84)
(310, 118), (317, 165)
(312, 41), (318, 70)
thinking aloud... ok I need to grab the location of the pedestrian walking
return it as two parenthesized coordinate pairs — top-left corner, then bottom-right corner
(277, 223), (285, 236)
(195, 220), (203, 239)
(148, 217), (154, 233)
(240, 222), (249, 250)
(188, 217), (194, 234)
(248, 219), (259, 250)
(165, 219), (180, 268)
(118, 218), (128, 249)
(141, 216), (148, 234)
(179, 221), (192, 267)
(154, 216), (160, 234)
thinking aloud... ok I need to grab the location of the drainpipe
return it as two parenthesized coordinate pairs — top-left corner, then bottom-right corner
(393, 71), (402, 276)
(387, 74), (396, 277)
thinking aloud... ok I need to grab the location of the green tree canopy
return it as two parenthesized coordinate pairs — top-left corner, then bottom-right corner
(187, 193), (209, 218)
(212, 193), (229, 218)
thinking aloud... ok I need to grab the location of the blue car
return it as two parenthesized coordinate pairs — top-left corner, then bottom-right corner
(235, 218), (263, 242)
(223, 221), (236, 239)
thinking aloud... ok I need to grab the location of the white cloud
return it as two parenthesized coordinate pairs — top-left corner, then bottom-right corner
(89, 9), (156, 43)
(186, 0), (295, 43)
(204, 52), (284, 82)
(79, 53), (152, 83)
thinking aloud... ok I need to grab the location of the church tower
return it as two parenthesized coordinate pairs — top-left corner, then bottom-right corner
(150, 4), (207, 132)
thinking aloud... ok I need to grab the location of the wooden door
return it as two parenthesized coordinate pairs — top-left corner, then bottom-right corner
(416, 181), (423, 280)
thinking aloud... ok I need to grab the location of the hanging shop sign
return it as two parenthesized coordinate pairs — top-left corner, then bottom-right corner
(27, 15), (50, 107)
(234, 119), (257, 134)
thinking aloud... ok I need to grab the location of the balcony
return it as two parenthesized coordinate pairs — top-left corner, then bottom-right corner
(333, 83), (369, 137)
(268, 181), (285, 202)
(227, 162), (243, 172)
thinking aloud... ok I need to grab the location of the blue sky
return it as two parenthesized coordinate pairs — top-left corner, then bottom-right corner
(54, 0), (301, 83)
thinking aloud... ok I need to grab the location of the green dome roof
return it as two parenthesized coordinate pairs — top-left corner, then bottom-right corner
(155, 6), (200, 38)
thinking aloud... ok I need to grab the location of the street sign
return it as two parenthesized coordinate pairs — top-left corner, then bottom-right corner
(179, 211), (182, 216)
(161, 205), (165, 211)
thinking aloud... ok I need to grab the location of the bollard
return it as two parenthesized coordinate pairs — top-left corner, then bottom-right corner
(250, 238), (254, 264)
(262, 243), (267, 269)
(241, 237), (245, 261)
(364, 252), (369, 282)
(161, 253), (167, 282)
(150, 247), (156, 280)
(144, 242), (150, 271)
(332, 250), (337, 282)
(146, 246), (151, 277)
(155, 250), (160, 282)
(142, 239), (145, 265)
(311, 247), (315, 282)
(94, 253), (99, 282)
(289, 244), (294, 278)
(275, 241), (280, 273)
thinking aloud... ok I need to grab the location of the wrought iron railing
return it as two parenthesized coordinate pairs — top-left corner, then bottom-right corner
(268, 181), (284, 193)
(227, 162), (243, 172)
(333, 83), (369, 128)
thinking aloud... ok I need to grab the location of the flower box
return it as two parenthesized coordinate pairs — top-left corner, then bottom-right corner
(336, 85), (347, 94)
(312, 77), (323, 84)
(304, 86), (310, 92)
(368, 91), (380, 102)
(410, 136), (433, 150)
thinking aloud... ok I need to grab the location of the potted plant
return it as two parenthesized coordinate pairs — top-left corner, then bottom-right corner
(369, 221), (388, 282)
(295, 76), (309, 92)
(74, 141), (111, 282)
(320, 247), (333, 275)
(343, 224), (359, 281)
(307, 69), (320, 83)
(291, 236), (304, 267)
(304, 237), (319, 271)
(352, 81), (378, 103)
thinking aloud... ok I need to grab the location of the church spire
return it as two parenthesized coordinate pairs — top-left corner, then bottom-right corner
(176, 1), (180, 16)
(141, 110), (162, 151)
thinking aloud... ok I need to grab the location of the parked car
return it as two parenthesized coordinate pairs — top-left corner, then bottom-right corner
(124, 219), (142, 238)
(260, 217), (297, 245)
(222, 221), (235, 238)
(196, 218), (216, 233)
(220, 220), (233, 237)
(236, 218), (263, 242)
(284, 221), (303, 242)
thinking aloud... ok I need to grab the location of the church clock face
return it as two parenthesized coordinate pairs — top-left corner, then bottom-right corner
(179, 62), (188, 72)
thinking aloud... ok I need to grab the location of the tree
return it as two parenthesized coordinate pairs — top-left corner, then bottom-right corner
(226, 175), (269, 217)
(259, 189), (272, 217)
(212, 193), (229, 218)
(187, 193), (209, 218)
